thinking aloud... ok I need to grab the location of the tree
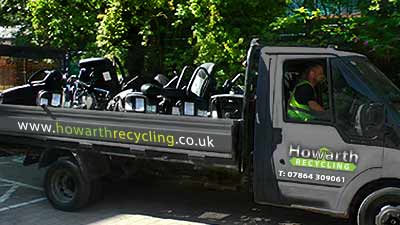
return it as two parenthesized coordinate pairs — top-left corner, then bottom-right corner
(26, 0), (288, 83)
(0, 0), (32, 45)
(174, 0), (287, 82)
(96, 0), (173, 77)
(0, 0), (29, 26)
(270, 0), (400, 83)
(28, 0), (106, 52)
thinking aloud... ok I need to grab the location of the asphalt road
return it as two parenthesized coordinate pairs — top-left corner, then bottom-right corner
(0, 155), (350, 225)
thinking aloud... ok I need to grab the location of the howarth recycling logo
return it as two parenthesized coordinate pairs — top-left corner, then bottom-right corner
(288, 145), (359, 172)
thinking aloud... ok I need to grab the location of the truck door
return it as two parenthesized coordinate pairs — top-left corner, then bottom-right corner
(252, 49), (282, 204)
(267, 53), (384, 211)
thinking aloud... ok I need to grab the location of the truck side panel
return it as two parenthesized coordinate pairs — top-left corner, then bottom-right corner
(0, 105), (239, 165)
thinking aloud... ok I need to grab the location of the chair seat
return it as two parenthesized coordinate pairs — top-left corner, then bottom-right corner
(141, 83), (187, 98)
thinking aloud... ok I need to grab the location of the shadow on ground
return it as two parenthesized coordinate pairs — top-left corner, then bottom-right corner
(84, 177), (350, 225)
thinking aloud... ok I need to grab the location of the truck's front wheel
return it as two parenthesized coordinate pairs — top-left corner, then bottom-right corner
(44, 159), (91, 211)
(357, 187), (400, 225)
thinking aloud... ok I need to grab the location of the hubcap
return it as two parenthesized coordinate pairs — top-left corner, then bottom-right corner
(376, 205), (400, 225)
(51, 170), (76, 203)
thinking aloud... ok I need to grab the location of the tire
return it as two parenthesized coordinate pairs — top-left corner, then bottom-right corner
(357, 187), (400, 225)
(44, 159), (92, 211)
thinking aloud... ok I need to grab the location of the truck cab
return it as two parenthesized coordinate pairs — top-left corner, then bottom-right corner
(249, 42), (400, 225)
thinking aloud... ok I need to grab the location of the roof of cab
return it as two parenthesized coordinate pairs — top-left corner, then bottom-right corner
(262, 46), (366, 57)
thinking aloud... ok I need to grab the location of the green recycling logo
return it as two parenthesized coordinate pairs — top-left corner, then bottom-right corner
(288, 145), (358, 172)
(319, 147), (329, 160)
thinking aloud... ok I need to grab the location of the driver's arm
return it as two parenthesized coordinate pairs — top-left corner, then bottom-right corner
(308, 100), (324, 112)
(295, 84), (325, 112)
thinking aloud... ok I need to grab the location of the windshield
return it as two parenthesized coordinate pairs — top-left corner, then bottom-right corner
(342, 56), (400, 101)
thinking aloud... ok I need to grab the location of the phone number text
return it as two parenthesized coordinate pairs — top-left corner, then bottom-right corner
(278, 170), (345, 183)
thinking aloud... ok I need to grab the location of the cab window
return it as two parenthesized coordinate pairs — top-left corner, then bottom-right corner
(331, 58), (378, 141)
(283, 59), (332, 123)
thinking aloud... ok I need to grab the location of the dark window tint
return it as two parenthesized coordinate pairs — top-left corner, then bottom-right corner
(331, 59), (371, 139)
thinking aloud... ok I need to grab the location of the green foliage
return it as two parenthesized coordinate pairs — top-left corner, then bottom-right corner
(270, 0), (400, 82)
(28, 0), (105, 51)
(17, 0), (286, 83)
(0, 0), (28, 26)
(270, 0), (400, 51)
(96, 0), (168, 50)
(4, 0), (399, 86)
(0, 0), (32, 45)
(94, 0), (286, 81)
(96, 0), (173, 76)
(174, 0), (286, 82)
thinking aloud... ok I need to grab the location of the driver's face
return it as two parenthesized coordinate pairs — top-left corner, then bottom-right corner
(315, 66), (325, 83)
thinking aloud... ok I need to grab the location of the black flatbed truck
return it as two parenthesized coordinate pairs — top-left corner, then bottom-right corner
(1, 39), (400, 225)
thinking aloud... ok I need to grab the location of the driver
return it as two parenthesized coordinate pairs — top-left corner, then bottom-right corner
(287, 64), (325, 122)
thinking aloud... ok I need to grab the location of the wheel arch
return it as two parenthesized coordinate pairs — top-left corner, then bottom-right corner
(348, 178), (400, 218)
(39, 149), (110, 181)
(38, 149), (75, 168)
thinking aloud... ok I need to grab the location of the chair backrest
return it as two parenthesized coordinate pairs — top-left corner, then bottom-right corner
(153, 74), (170, 87)
(78, 58), (120, 95)
(187, 63), (216, 98)
(121, 75), (145, 91)
(164, 76), (178, 88)
(176, 65), (192, 89)
(44, 70), (64, 91)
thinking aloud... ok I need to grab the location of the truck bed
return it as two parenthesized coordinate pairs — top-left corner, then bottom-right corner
(0, 105), (241, 168)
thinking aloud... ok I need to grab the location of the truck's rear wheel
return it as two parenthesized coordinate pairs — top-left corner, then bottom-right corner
(357, 187), (400, 225)
(44, 159), (91, 211)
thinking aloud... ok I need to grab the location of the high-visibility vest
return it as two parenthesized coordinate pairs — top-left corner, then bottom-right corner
(287, 80), (315, 122)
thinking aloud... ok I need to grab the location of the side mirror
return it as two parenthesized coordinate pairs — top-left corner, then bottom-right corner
(356, 103), (385, 138)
